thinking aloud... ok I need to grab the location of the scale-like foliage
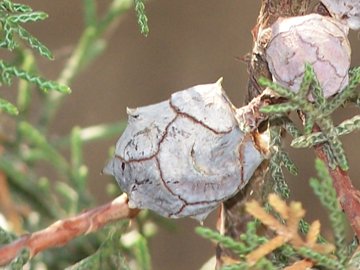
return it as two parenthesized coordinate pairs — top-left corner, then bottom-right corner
(260, 64), (360, 170)
(134, 0), (149, 36)
(310, 159), (347, 263)
(0, 1), (52, 58)
(0, 0), (70, 115)
(197, 155), (357, 269)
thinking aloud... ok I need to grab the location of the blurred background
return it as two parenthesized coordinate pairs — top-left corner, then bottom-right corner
(6, 0), (360, 269)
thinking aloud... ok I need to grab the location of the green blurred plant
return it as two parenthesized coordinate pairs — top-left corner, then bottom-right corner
(0, 0), (69, 115)
(0, 0), (152, 269)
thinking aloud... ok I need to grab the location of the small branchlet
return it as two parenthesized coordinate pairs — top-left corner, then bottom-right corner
(245, 194), (336, 268)
(267, 121), (296, 199)
(0, 1), (52, 58)
(260, 64), (360, 170)
(196, 226), (256, 256)
(197, 158), (353, 270)
(0, 60), (70, 94)
(0, 97), (18, 115)
(310, 159), (347, 263)
(134, 0), (149, 36)
(0, 0), (71, 115)
(291, 115), (360, 148)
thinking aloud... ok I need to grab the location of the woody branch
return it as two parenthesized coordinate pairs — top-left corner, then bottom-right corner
(314, 139), (360, 238)
(0, 194), (139, 266)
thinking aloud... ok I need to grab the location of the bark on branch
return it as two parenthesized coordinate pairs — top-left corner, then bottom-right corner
(0, 194), (139, 266)
(314, 144), (360, 238)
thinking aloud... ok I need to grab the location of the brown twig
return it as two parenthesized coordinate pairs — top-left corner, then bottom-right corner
(0, 193), (140, 266)
(314, 144), (360, 238)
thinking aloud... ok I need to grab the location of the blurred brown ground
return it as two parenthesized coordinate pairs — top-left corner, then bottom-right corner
(20, 0), (360, 269)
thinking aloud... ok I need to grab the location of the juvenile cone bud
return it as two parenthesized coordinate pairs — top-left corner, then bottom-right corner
(265, 14), (351, 100)
(321, 0), (360, 30)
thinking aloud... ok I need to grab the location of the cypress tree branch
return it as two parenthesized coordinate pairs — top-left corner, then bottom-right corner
(0, 194), (139, 266)
(313, 141), (360, 238)
(217, 0), (310, 267)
